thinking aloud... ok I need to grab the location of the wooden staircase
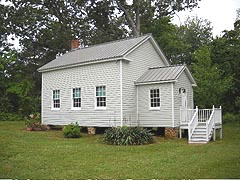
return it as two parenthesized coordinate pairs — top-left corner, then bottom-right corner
(189, 122), (213, 144)
(180, 106), (222, 144)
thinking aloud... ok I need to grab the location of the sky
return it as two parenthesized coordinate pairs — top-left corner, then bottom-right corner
(172, 0), (240, 37)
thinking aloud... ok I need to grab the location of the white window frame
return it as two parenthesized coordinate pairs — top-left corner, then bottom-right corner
(52, 90), (60, 110)
(72, 87), (81, 110)
(95, 85), (107, 110)
(149, 88), (161, 110)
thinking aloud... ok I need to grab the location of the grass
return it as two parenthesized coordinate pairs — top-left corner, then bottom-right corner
(0, 121), (239, 179)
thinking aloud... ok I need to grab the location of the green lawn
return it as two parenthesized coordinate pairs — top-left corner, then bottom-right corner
(0, 121), (239, 179)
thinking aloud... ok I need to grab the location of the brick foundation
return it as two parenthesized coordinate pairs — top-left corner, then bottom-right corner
(165, 127), (179, 138)
(87, 127), (96, 135)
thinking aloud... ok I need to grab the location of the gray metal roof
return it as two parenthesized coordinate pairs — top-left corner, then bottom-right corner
(135, 65), (188, 84)
(38, 34), (151, 72)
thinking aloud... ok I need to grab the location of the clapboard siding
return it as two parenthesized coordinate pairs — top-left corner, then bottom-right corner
(174, 72), (194, 126)
(122, 40), (166, 125)
(137, 83), (173, 127)
(42, 61), (121, 126)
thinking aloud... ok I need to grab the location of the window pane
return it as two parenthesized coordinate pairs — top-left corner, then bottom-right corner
(73, 98), (81, 107)
(53, 91), (56, 99)
(53, 90), (60, 108)
(102, 86), (106, 96)
(96, 87), (99, 96)
(54, 99), (60, 108)
(96, 86), (106, 97)
(97, 97), (106, 107)
(150, 89), (160, 108)
(96, 86), (106, 107)
(73, 88), (81, 98)
(53, 90), (60, 100)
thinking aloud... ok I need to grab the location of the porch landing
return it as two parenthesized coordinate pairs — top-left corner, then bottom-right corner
(180, 106), (222, 144)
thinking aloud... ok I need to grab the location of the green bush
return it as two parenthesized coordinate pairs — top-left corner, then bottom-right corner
(223, 113), (240, 124)
(63, 122), (81, 138)
(25, 113), (47, 131)
(103, 126), (153, 145)
(0, 112), (24, 121)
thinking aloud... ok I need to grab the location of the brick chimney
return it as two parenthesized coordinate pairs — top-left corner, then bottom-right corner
(71, 39), (79, 50)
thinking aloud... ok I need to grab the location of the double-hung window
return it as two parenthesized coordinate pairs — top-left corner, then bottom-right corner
(96, 86), (106, 108)
(150, 89), (160, 109)
(72, 88), (81, 109)
(53, 90), (60, 109)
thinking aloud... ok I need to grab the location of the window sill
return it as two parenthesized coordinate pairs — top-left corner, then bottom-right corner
(51, 108), (60, 111)
(71, 107), (82, 110)
(149, 107), (160, 111)
(95, 107), (107, 110)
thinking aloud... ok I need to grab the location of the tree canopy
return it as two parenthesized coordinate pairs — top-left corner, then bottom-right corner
(0, 1), (239, 118)
(210, 18), (240, 113)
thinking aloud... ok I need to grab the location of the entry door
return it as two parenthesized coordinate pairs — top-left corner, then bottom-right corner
(180, 88), (188, 123)
(181, 89), (187, 109)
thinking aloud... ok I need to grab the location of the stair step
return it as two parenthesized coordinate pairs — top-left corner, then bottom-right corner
(190, 139), (207, 143)
(193, 129), (207, 133)
(190, 138), (207, 141)
(198, 122), (206, 125)
(194, 131), (206, 133)
(191, 136), (206, 139)
(195, 126), (206, 129)
(188, 122), (213, 144)
(192, 134), (206, 138)
(189, 140), (208, 144)
(192, 135), (206, 138)
(195, 127), (206, 130)
(194, 130), (206, 133)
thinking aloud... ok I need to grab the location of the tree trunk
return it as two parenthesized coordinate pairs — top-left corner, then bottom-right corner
(115, 0), (140, 36)
(135, 0), (140, 35)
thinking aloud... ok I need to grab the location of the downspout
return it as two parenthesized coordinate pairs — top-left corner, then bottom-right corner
(136, 85), (139, 125)
(171, 82), (175, 127)
(120, 60), (123, 126)
(41, 74), (44, 124)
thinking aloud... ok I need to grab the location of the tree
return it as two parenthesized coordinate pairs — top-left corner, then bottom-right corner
(114, 0), (200, 36)
(1, 0), (201, 117)
(86, 0), (127, 45)
(0, 50), (39, 116)
(176, 16), (213, 65)
(210, 17), (240, 113)
(141, 16), (188, 63)
(141, 15), (213, 65)
(192, 46), (232, 108)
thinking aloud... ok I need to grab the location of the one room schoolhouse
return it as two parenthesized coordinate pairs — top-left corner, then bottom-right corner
(38, 34), (222, 143)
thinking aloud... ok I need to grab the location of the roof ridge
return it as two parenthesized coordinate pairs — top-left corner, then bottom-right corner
(148, 64), (184, 70)
(71, 33), (152, 52)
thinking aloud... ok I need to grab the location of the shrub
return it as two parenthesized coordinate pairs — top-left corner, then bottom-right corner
(63, 122), (81, 138)
(223, 113), (240, 124)
(25, 113), (47, 131)
(103, 126), (153, 145)
(0, 112), (24, 121)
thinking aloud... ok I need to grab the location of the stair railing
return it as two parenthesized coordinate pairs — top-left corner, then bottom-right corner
(188, 106), (198, 141)
(214, 106), (222, 125)
(198, 109), (212, 122)
(206, 105), (215, 141)
(180, 108), (196, 124)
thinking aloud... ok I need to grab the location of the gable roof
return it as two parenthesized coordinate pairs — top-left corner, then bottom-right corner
(135, 65), (196, 86)
(38, 34), (169, 72)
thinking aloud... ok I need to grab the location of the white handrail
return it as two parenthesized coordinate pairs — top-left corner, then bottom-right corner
(188, 107), (198, 141)
(214, 107), (222, 125)
(198, 109), (212, 122)
(206, 106), (215, 141)
(180, 108), (196, 124)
